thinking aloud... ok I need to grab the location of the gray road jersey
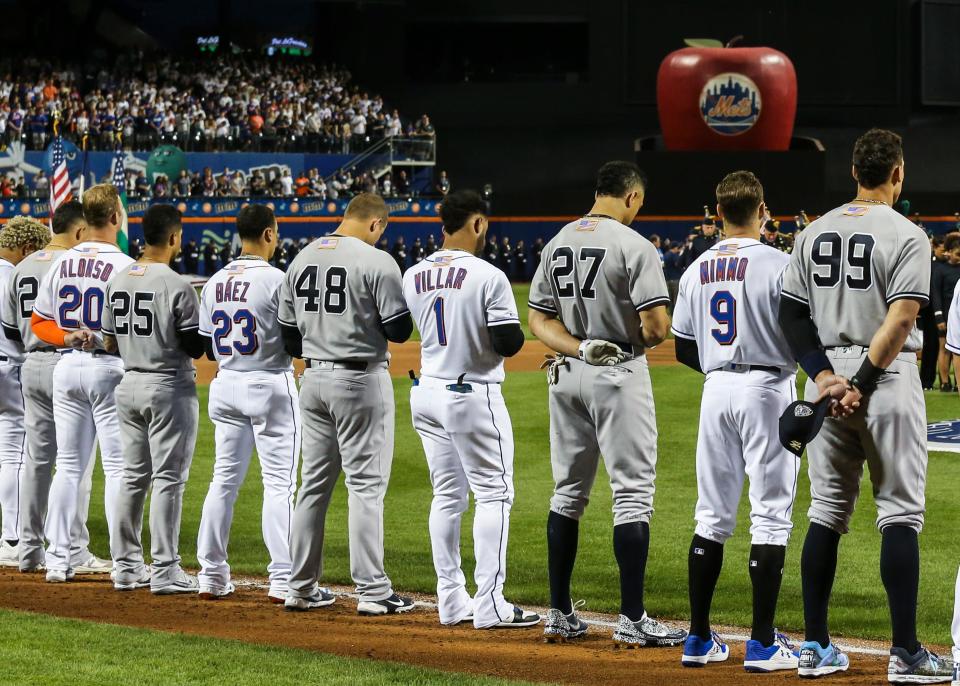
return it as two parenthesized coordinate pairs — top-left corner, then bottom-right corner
(102, 262), (200, 372)
(1, 248), (64, 352)
(278, 234), (408, 362)
(528, 216), (670, 347)
(781, 204), (930, 351)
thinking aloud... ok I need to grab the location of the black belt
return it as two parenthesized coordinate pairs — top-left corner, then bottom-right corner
(0, 355), (6, 362)
(610, 340), (641, 355)
(709, 363), (782, 374)
(31, 347), (58, 353)
(304, 359), (368, 371)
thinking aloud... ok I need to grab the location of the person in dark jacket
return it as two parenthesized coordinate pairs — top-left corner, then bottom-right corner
(933, 233), (960, 391)
(920, 235), (945, 389)
(513, 240), (528, 281)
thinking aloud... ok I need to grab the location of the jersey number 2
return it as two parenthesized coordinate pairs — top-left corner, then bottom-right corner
(710, 291), (737, 345)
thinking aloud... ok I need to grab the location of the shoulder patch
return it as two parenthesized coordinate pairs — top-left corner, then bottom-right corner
(717, 242), (738, 256)
(79, 246), (100, 257)
(841, 205), (870, 217)
(128, 264), (148, 276)
(576, 218), (600, 232)
(35, 250), (53, 262)
(432, 254), (453, 267)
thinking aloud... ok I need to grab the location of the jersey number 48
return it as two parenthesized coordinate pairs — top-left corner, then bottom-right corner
(294, 265), (348, 314)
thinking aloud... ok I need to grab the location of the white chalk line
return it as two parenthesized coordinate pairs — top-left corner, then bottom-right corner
(232, 577), (890, 657)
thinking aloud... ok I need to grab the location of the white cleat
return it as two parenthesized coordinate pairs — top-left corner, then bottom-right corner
(72, 555), (113, 575)
(0, 541), (19, 567)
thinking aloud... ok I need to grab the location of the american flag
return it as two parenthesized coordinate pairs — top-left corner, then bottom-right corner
(111, 144), (126, 192)
(49, 133), (72, 214)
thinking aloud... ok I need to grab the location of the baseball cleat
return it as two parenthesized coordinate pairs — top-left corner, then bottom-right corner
(19, 562), (45, 574)
(682, 631), (730, 667)
(357, 593), (415, 616)
(268, 590), (287, 605)
(798, 641), (849, 678)
(72, 555), (113, 575)
(199, 581), (236, 600)
(284, 587), (335, 611)
(45, 568), (75, 583)
(0, 541), (19, 567)
(543, 603), (588, 643)
(451, 610), (474, 625)
(114, 566), (152, 591)
(152, 570), (199, 595)
(888, 646), (954, 684)
(492, 607), (540, 628)
(612, 613), (687, 648)
(744, 631), (799, 672)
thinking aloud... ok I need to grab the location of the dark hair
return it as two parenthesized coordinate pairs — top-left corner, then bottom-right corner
(595, 161), (647, 198)
(716, 170), (764, 227)
(440, 190), (486, 233)
(142, 204), (182, 247)
(852, 128), (903, 190)
(236, 204), (276, 241)
(932, 235), (945, 248)
(945, 232), (960, 253)
(52, 200), (84, 235)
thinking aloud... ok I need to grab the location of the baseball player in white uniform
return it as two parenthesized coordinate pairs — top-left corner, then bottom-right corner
(671, 171), (799, 671)
(779, 129), (952, 682)
(1, 204), (111, 575)
(31, 184), (134, 583)
(279, 193), (415, 615)
(403, 190), (539, 629)
(0, 217), (50, 565)
(944, 283), (960, 681)
(102, 204), (204, 594)
(196, 204), (301, 603)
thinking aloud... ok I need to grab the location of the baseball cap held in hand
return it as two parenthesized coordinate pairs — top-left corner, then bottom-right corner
(779, 397), (831, 457)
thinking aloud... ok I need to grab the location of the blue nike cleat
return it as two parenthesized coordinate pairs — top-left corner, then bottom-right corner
(681, 631), (730, 667)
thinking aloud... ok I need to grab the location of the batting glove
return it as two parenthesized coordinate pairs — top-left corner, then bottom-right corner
(578, 339), (626, 366)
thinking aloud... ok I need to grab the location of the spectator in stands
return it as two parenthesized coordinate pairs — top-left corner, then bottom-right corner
(249, 171), (267, 196)
(184, 239), (200, 274)
(396, 170), (410, 197)
(435, 170), (451, 196)
(33, 171), (48, 198)
(152, 174), (169, 198)
(531, 237), (545, 274)
(391, 236), (407, 273)
(175, 169), (191, 196)
(483, 236), (498, 266)
(411, 237), (425, 265)
(662, 240), (684, 309)
(280, 169), (294, 196)
(498, 237), (513, 274)
(230, 171), (245, 196)
(381, 173), (393, 197)
(310, 171), (327, 198)
(202, 167), (216, 196)
(295, 171), (310, 196)
(134, 171), (150, 197)
(513, 240), (527, 281)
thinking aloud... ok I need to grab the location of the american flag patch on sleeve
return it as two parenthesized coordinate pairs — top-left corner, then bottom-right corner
(842, 205), (870, 217)
(317, 237), (340, 249)
(128, 264), (147, 276)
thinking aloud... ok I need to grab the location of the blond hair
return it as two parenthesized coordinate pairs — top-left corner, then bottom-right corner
(0, 216), (51, 251)
(82, 183), (120, 228)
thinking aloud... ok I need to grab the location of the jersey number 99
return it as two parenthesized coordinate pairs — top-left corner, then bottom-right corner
(811, 232), (875, 291)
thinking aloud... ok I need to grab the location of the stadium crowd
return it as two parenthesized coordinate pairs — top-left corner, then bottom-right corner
(0, 53), (433, 153)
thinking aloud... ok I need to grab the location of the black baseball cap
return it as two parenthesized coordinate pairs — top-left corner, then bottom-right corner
(779, 397), (831, 457)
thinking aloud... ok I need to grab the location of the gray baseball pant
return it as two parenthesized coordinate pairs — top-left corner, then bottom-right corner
(111, 371), (198, 588)
(18, 351), (96, 570)
(288, 363), (395, 602)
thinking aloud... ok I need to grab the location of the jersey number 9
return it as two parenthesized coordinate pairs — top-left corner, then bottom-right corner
(710, 290), (737, 345)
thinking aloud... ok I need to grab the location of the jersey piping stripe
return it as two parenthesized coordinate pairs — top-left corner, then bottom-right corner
(381, 308), (410, 324)
(636, 296), (671, 311)
(282, 372), (298, 548)
(487, 317), (521, 326)
(13, 365), (23, 533)
(670, 327), (695, 340)
(32, 306), (53, 320)
(947, 342), (960, 355)
(780, 290), (808, 305)
(69, 245), (123, 254)
(278, 316), (297, 326)
(484, 383), (509, 624)
(887, 291), (929, 304)
(706, 243), (765, 253)
(177, 324), (200, 331)
(527, 301), (557, 314)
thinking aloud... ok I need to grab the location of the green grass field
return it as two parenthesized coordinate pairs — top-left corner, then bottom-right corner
(6, 284), (959, 682)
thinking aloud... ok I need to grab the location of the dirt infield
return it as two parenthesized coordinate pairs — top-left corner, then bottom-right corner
(193, 339), (678, 384)
(0, 571), (887, 685)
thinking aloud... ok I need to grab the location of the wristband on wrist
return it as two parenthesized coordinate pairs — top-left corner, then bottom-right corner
(578, 340), (588, 361)
(850, 357), (884, 395)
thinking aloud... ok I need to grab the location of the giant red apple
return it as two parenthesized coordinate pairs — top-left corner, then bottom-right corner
(657, 47), (797, 151)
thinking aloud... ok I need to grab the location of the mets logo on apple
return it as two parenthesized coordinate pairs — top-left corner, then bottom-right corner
(699, 72), (762, 136)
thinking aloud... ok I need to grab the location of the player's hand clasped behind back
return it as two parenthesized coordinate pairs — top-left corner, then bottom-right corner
(814, 371), (860, 418)
(579, 339), (627, 366)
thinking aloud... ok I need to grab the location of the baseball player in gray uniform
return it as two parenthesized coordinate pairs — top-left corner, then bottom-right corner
(529, 161), (686, 648)
(279, 193), (415, 615)
(102, 204), (204, 594)
(779, 129), (953, 682)
(0, 217), (50, 566)
(1, 205), (112, 575)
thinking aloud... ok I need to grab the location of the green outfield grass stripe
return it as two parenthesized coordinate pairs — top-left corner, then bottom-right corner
(0, 609), (544, 686)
